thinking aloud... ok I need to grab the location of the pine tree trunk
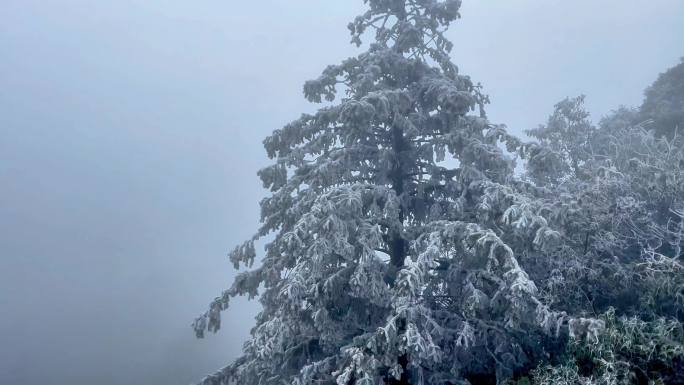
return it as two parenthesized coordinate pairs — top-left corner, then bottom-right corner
(388, 123), (411, 385)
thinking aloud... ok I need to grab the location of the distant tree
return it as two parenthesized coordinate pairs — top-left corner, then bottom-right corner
(527, 56), (684, 182)
(641, 58), (684, 139)
(191, 1), (595, 385)
(525, 96), (595, 183)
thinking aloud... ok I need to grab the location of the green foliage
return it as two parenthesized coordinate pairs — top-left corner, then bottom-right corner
(529, 310), (684, 385)
(641, 58), (684, 139)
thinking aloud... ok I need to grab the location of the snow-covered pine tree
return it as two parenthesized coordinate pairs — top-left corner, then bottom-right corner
(193, 1), (596, 384)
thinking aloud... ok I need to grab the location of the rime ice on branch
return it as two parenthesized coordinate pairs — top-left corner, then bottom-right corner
(192, 1), (597, 384)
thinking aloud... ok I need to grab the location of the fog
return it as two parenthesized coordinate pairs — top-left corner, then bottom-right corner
(1, 1), (682, 384)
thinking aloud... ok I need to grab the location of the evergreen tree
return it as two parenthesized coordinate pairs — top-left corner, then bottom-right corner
(193, 2), (597, 384)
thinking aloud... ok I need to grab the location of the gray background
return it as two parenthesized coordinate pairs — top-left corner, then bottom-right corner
(1, 1), (682, 384)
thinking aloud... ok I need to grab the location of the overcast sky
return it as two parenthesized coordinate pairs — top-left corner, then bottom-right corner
(1, 1), (682, 385)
